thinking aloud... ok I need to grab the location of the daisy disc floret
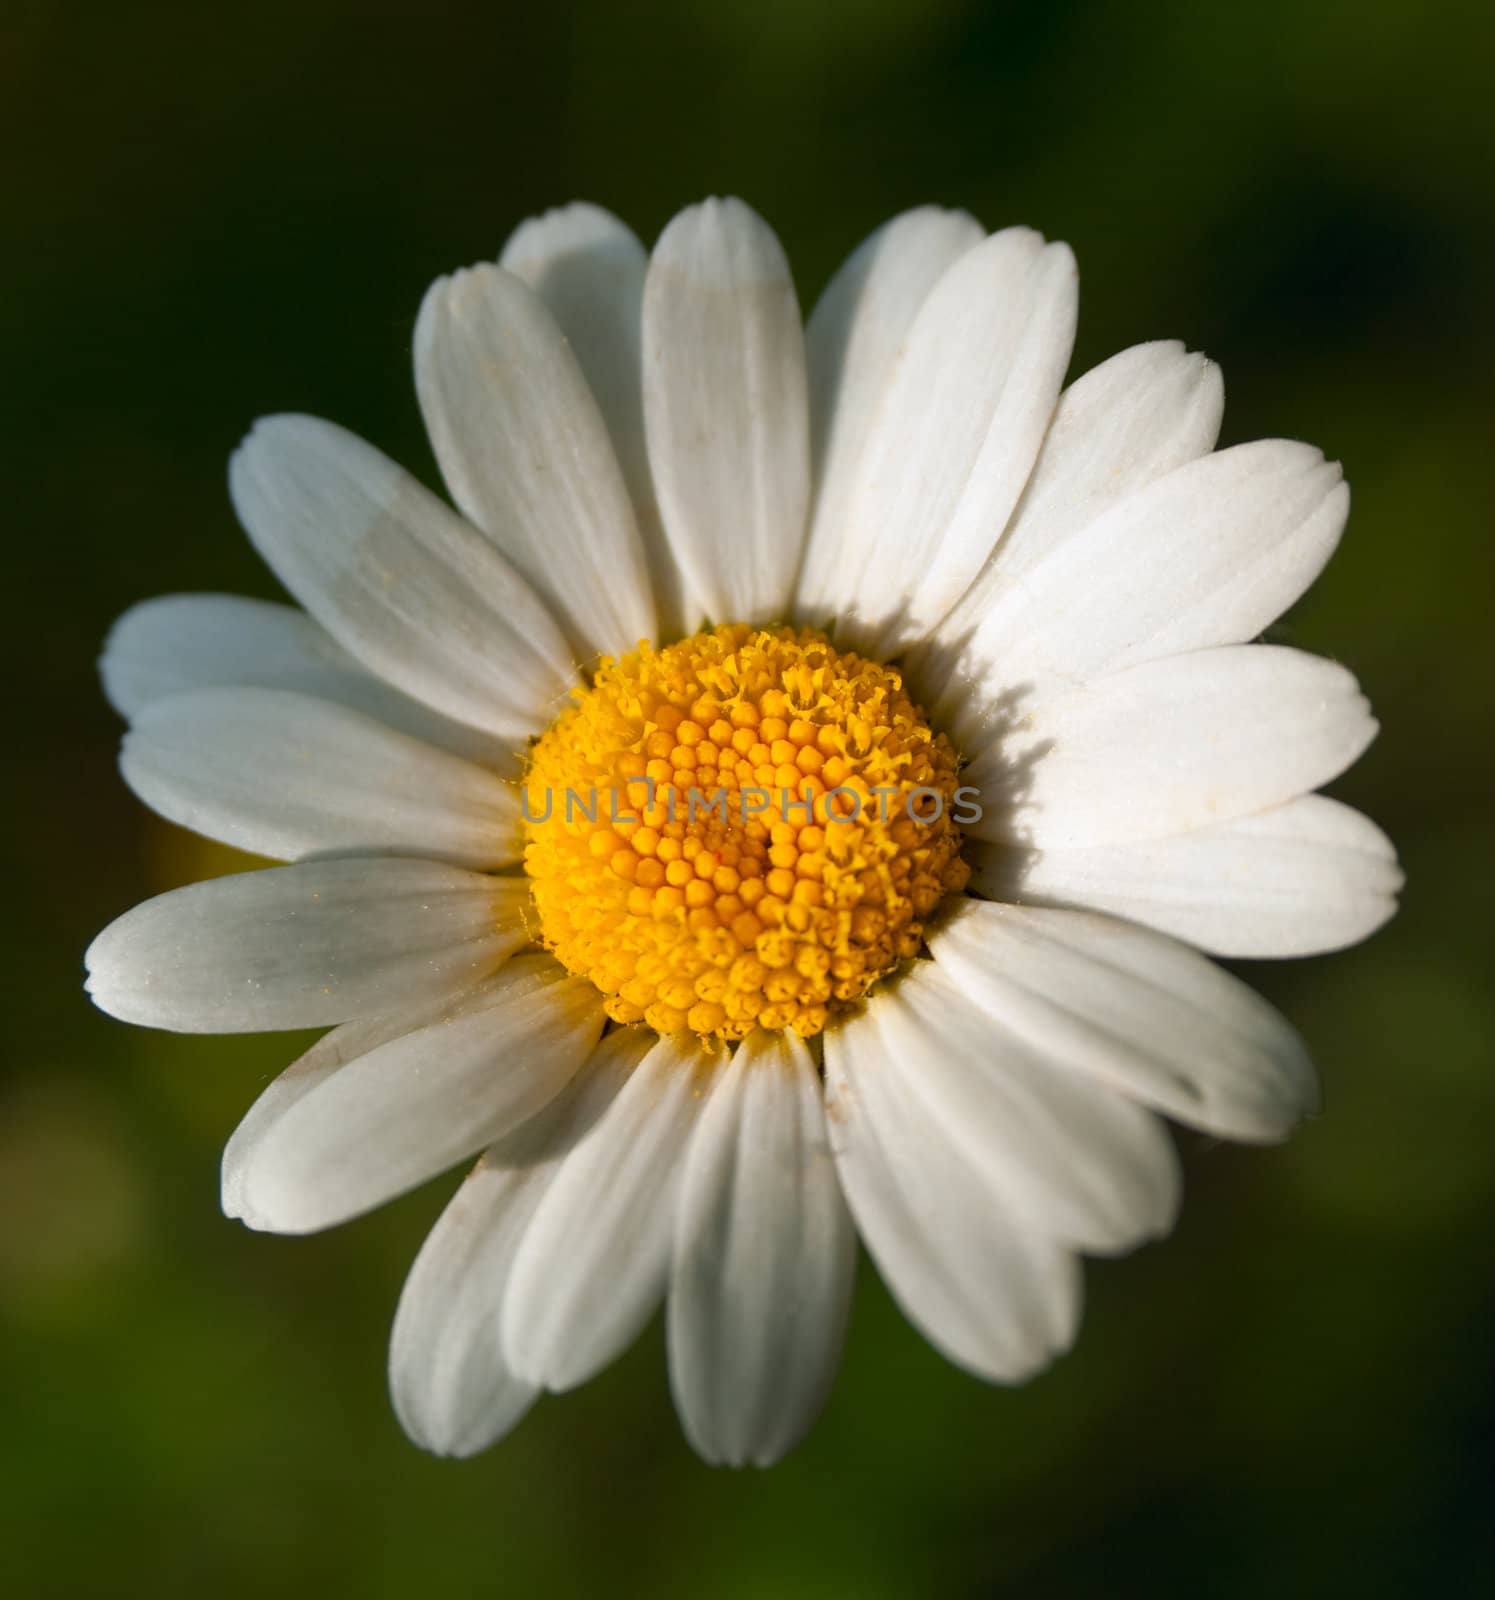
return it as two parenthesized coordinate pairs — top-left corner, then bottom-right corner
(524, 624), (970, 1040)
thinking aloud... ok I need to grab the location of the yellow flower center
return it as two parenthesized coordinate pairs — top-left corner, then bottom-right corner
(522, 624), (970, 1041)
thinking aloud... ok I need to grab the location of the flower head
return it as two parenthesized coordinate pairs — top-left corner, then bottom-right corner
(87, 198), (1399, 1466)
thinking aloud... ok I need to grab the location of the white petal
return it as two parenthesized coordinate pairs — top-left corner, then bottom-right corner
(916, 341), (1223, 730)
(388, 1026), (653, 1458)
(393, 1211), (539, 1457)
(929, 899), (1318, 1141)
(977, 341), (1225, 588)
(499, 203), (696, 638)
(836, 228), (1078, 658)
(85, 857), (530, 1032)
(954, 439), (1349, 703)
(874, 963), (1181, 1255)
(120, 687), (522, 869)
(642, 197), (811, 627)
(502, 1031), (712, 1390)
(415, 264), (655, 660)
(971, 793), (1402, 958)
(668, 1030), (856, 1467)
(229, 416), (574, 740)
(100, 593), (514, 769)
(222, 979), (527, 1227)
(964, 645), (1378, 849)
(823, 1000), (1082, 1383)
(500, 204), (649, 496)
(794, 206), (984, 628)
(232, 956), (604, 1234)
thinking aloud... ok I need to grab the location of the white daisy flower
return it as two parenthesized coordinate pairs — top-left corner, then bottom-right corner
(86, 197), (1400, 1467)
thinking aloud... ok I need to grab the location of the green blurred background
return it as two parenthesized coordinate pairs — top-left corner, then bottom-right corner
(4, 0), (1492, 1593)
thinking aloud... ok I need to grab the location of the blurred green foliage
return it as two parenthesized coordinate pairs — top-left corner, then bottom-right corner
(3, 0), (1492, 1594)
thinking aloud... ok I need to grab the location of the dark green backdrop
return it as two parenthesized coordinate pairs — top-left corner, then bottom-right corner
(4, 1), (1491, 1594)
